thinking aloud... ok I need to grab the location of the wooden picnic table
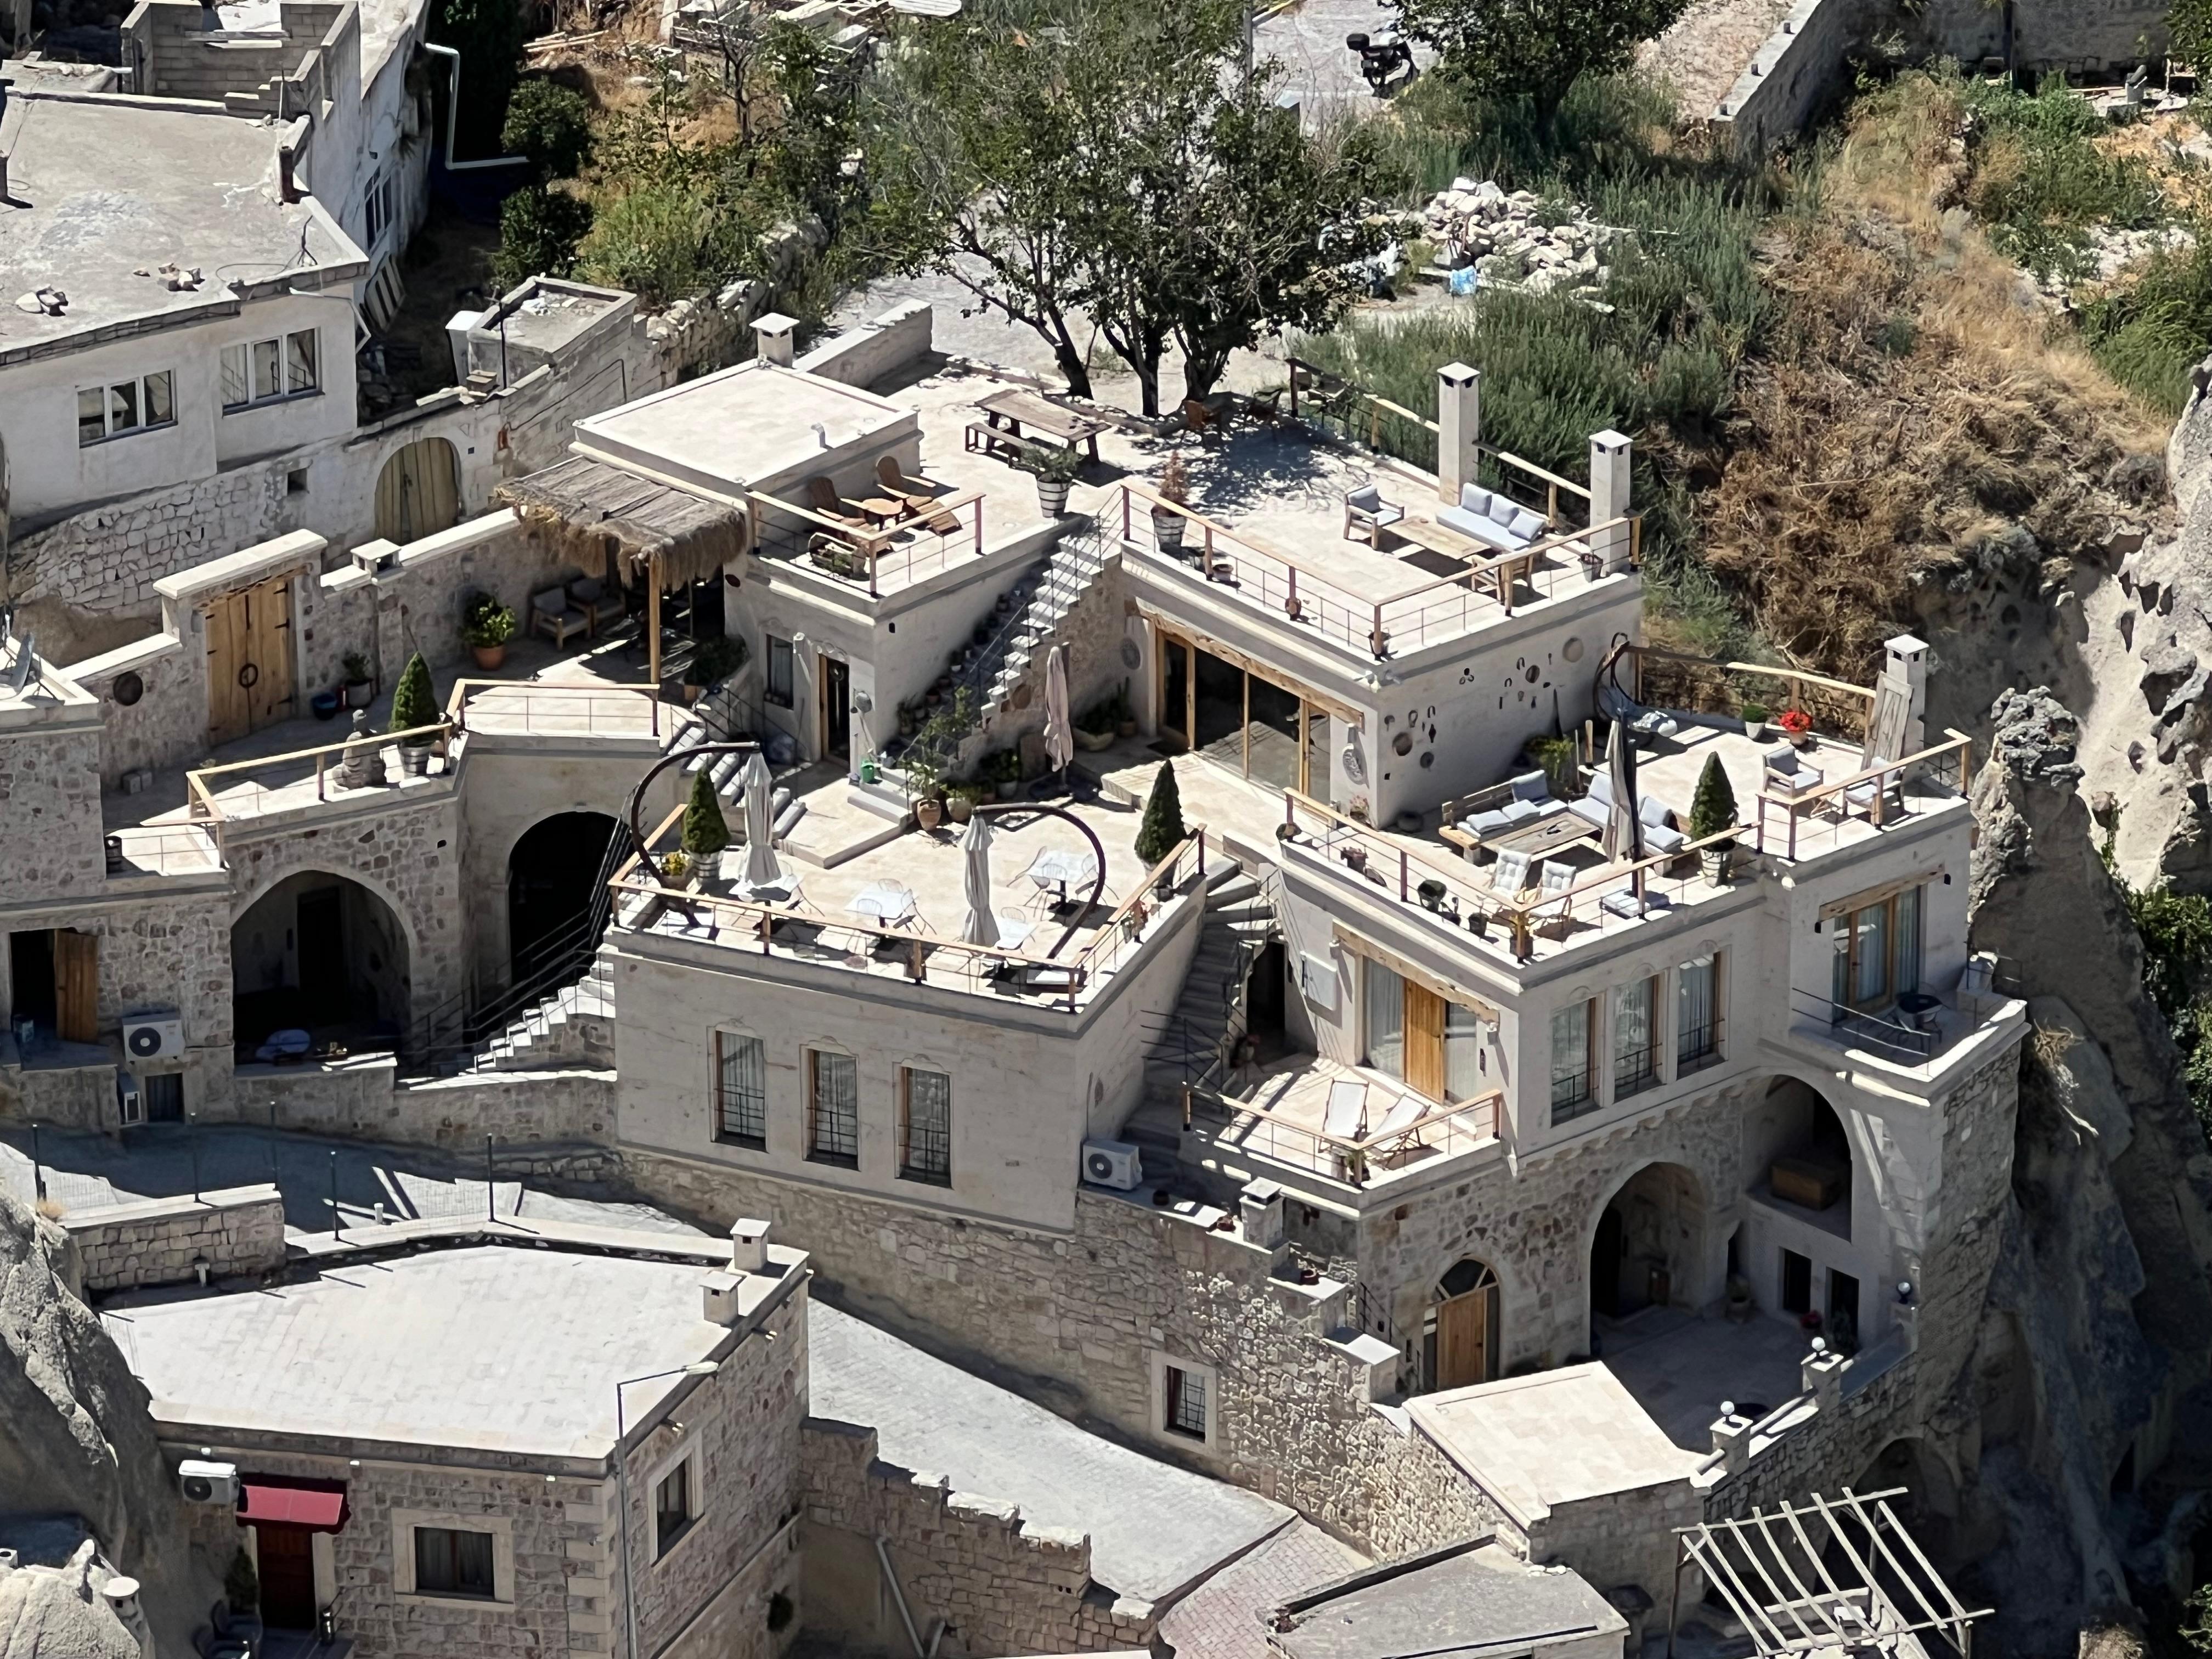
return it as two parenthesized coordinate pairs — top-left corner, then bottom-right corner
(972, 388), (1107, 462)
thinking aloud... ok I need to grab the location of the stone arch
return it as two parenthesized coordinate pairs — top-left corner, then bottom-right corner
(1586, 1160), (1715, 1334)
(373, 437), (461, 544)
(505, 810), (618, 981)
(1746, 1075), (1855, 1237)
(1419, 1256), (1503, 1394)
(1855, 1437), (1961, 1571)
(230, 868), (416, 1060)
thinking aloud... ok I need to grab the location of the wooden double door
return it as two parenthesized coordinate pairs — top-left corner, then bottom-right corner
(206, 575), (295, 746)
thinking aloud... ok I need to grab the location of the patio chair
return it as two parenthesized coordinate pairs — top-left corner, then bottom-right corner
(1485, 848), (1534, 900)
(1533, 859), (1576, 926)
(1366, 1090), (1430, 1158)
(1763, 745), (1824, 797)
(1344, 483), (1406, 548)
(1323, 1079), (1369, 1142)
(567, 576), (626, 637)
(876, 456), (962, 533)
(529, 585), (588, 649)
(806, 474), (868, 527)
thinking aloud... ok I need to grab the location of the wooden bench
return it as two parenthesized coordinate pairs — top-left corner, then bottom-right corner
(966, 420), (1051, 462)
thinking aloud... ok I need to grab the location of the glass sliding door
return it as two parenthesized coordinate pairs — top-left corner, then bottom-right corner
(1246, 674), (1303, 792)
(1163, 632), (1338, 802)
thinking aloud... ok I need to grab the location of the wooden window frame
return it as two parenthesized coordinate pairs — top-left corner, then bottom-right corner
(897, 1065), (952, 1186)
(765, 635), (795, 709)
(1830, 885), (1923, 1013)
(805, 1048), (859, 1169)
(713, 1030), (766, 1149)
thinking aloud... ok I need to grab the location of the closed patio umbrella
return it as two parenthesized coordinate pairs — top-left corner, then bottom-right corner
(959, 810), (1000, 947)
(741, 751), (782, 887)
(1601, 718), (1646, 907)
(1043, 644), (1073, 779)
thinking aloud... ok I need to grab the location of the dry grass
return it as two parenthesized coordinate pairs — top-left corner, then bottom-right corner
(1696, 84), (2168, 681)
(34, 1197), (64, 1221)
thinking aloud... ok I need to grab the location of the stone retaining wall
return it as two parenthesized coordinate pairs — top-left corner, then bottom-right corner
(801, 1416), (1153, 1656)
(61, 1183), (287, 1292)
(232, 1058), (616, 1150)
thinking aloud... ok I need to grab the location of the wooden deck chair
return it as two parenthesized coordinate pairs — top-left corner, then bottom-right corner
(1322, 1079), (1369, 1142)
(1486, 848), (1533, 900)
(1367, 1090), (1430, 1160)
(876, 456), (962, 533)
(807, 475), (867, 527)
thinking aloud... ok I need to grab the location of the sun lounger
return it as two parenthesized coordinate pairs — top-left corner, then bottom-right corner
(1323, 1079), (1369, 1142)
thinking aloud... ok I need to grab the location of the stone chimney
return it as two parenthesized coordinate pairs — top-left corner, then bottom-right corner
(752, 313), (798, 369)
(701, 1271), (743, 1325)
(1588, 430), (1633, 573)
(1435, 363), (1481, 505)
(730, 1217), (770, 1274)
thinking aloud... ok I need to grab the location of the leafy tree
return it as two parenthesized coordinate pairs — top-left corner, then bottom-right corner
(2172, 0), (2212, 76)
(495, 186), (594, 290)
(1687, 752), (1735, 840)
(503, 78), (595, 182)
(390, 652), (438, 746)
(1388, 0), (1691, 136)
(682, 768), (732, 858)
(1135, 762), (1187, 864)
(431, 0), (527, 156)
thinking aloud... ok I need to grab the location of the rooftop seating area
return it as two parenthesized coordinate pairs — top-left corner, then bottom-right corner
(1188, 1056), (1504, 1197)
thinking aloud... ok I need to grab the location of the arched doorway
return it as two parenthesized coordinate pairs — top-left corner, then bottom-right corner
(374, 437), (460, 543)
(1746, 1077), (1854, 1234)
(232, 872), (410, 1058)
(507, 812), (617, 982)
(1854, 1438), (1960, 1572)
(1423, 1258), (1500, 1392)
(1590, 1163), (1708, 1328)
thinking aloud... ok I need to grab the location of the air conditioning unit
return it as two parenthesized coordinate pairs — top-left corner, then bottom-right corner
(122, 1012), (183, 1063)
(178, 1460), (238, 1506)
(117, 1071), (144, 1128)
(1081, 1138), (1143, 1191)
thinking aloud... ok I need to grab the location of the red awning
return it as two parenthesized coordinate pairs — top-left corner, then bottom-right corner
(238, 1482), (348, 1532)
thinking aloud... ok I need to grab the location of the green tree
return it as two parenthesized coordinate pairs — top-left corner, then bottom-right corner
(682, 768), (732, 858)
(431, 0), (527, 156)
(390, 652), (438, 746)
(1687, 752), (1735, 840)
(1389, 0), (1691, 137)
(503, 78), (596, 182)
(224, 1548), (259, 1613)
(495, 186), (594, 290)
(1134, 762), (1187, 864)
(2172, 0), (2212, 75)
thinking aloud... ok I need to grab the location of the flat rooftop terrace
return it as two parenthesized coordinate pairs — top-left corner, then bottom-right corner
(0, 95), (357, 355)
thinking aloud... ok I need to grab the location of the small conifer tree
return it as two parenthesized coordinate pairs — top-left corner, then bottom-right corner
(1135, 761), (1187, 865)
(390, 652), (437, 747)
(1688, 752), (1737, 842)
(682, 767), (731, 858)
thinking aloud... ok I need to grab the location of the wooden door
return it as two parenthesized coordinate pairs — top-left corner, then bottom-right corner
(53, 929), (96, 1044)
(375, 438), (461, 544)
(1435, 1289), (1489, 1389)
(244, 574), (294, 730)
(820, 654), (851, 760)
(1403, 981), (1447, 1102)
(206, 589), (251, 746)
(255, 1525), (318, 1629)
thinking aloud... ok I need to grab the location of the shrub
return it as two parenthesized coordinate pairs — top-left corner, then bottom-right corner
(460, 591), (516, 648)
(576, 173), (762, 309)
(503, 78), (595, 182)
(686, 633), (749, 687)
(1135, 762), (1187, 864)
(494, 187), (594, 292)
(681, 768), (731, 857)
(1688, 752), (1736, 841)
(390, 652), (438, 746)
(224, 1548), (259, 1613)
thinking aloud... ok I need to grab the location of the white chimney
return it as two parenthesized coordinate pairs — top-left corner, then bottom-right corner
(1588, 430), (1633, 573)
(730, 1218), (770, 1274)
(1435, 363), (1480, 505)
(752, 313), (798, 369)
(701, 1271), (743, 1325)
(1881, 634), (1929, 757)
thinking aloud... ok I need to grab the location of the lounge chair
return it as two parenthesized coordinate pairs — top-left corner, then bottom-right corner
(1344, 483), (1406, 547)
(1567, 774), (1687, 854)
(806, 475), (868, 527)
(567, 576), (625, 636)
(530, 585), (588, 649)
(1323, 1079), (1369, 1142)
(1763, 746), (1824, 797)
(1458, 771), (1564, 841)
(1367, 1090), (1429, 1156)
(876, 456), (962, 533)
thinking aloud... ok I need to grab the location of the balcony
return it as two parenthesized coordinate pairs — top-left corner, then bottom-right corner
(1784, 967), (2026, 1090)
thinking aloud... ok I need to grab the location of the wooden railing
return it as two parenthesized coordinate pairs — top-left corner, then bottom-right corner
(1622, 643), (1876, 742)
(752, 486), (988, 598)
(185, 717), (455, 845)
(1755, 730), (1974, 860)
(1200, 1082), (1504, 1189)
(1115, 481), (1637, 658)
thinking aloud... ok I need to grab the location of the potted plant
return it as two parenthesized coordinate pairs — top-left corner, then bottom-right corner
(946, 783), (984, 825)
(389, 652), (438, 776)
(460, 591), (516, 670)
(1152, 455), (1191, 554)
(1016, 443), (1082, 517)
(684, 633), (748, 702)
(342, 651), (374, 710)
(1417, 877), (1448, 911)
(681, 768), (730, 882)
(1741, 701), (1769, 741)
(1135, 761), (1186, 870)
(1779, 707), (1814, 748)
(661, 850), (693, 888)
(1689, 752), (1737, 883)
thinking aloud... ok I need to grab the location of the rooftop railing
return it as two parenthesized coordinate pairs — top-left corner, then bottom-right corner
(1753, 730), (1974, 861)
(1620, 642), (1876, 745)
(1196, 1081), (1504, 1192)
(751, 487), (989, 599)
(1114, 480), (1637, 659)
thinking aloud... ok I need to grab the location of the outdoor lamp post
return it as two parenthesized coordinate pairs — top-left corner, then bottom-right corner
(613, 1361), (721, 1659)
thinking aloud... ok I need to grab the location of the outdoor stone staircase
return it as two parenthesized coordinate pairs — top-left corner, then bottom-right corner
(1121, 859), (1278, 1170)
(464, 945), (617, 1075)
(670, 685), (808, 842)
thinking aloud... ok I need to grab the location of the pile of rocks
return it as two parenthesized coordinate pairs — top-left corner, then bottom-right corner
(1418, 178), (1621, 297)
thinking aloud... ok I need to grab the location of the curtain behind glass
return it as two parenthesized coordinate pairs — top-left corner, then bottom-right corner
(1445, 1002), (1481, 1100)
(1678, 957), (1714, 1056)
(1365, 962), (1404, 1078)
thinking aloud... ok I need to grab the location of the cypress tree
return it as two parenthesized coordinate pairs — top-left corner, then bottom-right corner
(682, 766), (731, 857)
(1688, 752), (1737, 841)
(390, 652), (437, 746)
(1135, 762), (1187, 864)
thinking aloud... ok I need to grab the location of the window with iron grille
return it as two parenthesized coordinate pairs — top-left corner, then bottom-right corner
(1164, 1365), (1207, 1440)
(808, 1049), (858, 1166)
(1613, 977), (1658, 1098)
(766, 636), (795, 708)
(900, 1066), (951, 1185)
(715, 1031), (766, 1148)
(1678, 954), (1720, 1069)
(1549, 1000), (1596, 1123)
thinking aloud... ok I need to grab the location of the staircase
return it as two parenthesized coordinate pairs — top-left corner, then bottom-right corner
(464, 945), (617, 1074)
(1122, 860), (1278, 1170)
(668, 684), (808, 842)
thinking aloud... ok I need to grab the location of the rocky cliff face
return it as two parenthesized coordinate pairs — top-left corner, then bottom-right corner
(1960, 687), (2212, 1648)
(0, 1189), (212, 1651)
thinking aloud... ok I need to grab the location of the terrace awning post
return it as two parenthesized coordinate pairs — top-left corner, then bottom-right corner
(647, 553), (663, 691)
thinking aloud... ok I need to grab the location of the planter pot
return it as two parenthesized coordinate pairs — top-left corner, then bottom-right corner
(1074, 728), (1114, 753)
(1343, 847), (1368, 873)
(471, 644), (507, 670)
(947, 795), (975, 825)
(1788, 732), (1815, 749)
(344, 680), (373, 710)
(915, 798), (945, 833)
(1743, 721), (1767, 742)
(1117, 720), (1138, 738)
(690, 849), (721, 883)
(1037, 477), (1071, 518)
(1152, 509), (1187, 552)
(1700, 846), (1731, 884)
(311, 691), (341, 721)
(398, 744), (432, 777)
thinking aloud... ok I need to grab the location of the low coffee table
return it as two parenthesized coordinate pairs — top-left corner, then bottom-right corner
(1486, 812), (1598, 860)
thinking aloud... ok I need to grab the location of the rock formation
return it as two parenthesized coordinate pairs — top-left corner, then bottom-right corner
(0, 1538), (146, 1659)
(1961, 686), (2212, 1650)
(0, 1188), (213, 1652)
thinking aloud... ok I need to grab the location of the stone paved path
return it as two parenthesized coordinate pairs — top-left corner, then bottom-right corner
(1638, 0), (1799, 122)
(1155, 1520), (1368, 1659)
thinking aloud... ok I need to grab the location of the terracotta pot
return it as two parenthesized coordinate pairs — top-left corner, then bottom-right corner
(1117, 720), (1138, 738)
(471, 644), (506, 670)
(915, 798), (944, 832)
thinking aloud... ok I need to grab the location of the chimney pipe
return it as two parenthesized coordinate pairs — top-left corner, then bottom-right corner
(751, 313), (798, 369)
(1435, 363), (1481, 505)
(730, 1218), (770, 1275)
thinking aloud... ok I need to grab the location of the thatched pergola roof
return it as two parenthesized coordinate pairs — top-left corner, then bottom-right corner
(496, 454), (746, 591)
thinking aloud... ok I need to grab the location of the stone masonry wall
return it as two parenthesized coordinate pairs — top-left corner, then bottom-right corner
(15, 460), (292, 620)
(230, 1058), (616, 1150)
(801, 1415), (1153, 1657)
(64, 633), (208, 789)
(1356, 1415), (1514, 1562)
(62, 1184), (286, 1292)
(0, 721), (108, 899)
